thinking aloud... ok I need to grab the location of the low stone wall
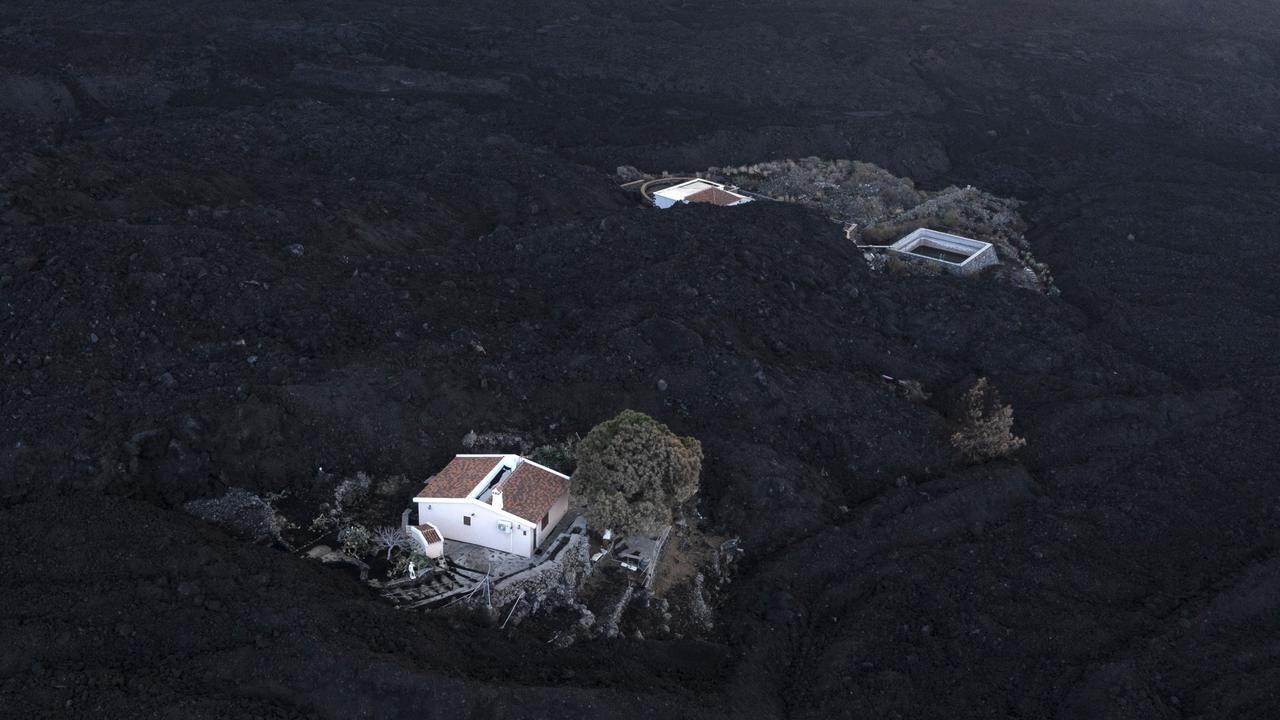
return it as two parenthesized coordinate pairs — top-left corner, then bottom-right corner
(642, 525), (672, 590)
(598, 584), (635, 638)
(487, 516), (590, 609)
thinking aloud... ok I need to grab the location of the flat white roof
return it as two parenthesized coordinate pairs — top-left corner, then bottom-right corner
(653, 179), (729, 201)
(651, 179), (754, 209)
(891, 228), (993, 266)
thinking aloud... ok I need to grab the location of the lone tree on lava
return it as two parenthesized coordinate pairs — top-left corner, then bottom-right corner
(951, 377), (1026, 461)
(573, 409), (703, 536)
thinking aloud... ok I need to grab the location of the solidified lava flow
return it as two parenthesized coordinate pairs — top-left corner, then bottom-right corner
(2, 0), (1279, 717)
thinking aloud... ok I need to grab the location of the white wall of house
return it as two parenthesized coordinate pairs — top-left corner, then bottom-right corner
(416, 498), (536, 557)
(537, 493), (571, 549)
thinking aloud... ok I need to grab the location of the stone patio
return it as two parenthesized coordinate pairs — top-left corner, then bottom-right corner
(377, 510), (586, 610)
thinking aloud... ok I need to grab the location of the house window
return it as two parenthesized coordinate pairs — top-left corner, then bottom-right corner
(463, 515), (471, 526)
(540, 512), (548, 529)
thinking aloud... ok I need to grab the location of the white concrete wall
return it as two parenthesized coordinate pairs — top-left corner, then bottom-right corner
(890, 228), (998, 276)
(416, 498), (535, 557)
(424, 540), (444, 559)
(961, 243), (999, 273)
(537, 493), (570, 549)
(418, 522), (445, 559)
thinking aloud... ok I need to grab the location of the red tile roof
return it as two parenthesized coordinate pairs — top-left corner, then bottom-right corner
(685, 187), (748, 206)
(417, 524), (441, 544)
(416, 455), (502, 498)
(493, 461), (569, 524)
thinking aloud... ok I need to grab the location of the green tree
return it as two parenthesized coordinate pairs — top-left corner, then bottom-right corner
(572, 410), (702, 536)
(527, 439), (577, 475)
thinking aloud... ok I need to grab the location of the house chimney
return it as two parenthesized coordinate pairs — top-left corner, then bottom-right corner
(492, 488), (503, 512)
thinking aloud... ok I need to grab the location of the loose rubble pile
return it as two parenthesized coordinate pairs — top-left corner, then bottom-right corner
(183, 488), (290, 546)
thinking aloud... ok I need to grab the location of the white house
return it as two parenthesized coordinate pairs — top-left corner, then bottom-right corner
(413, 454), (571, 558)
(651, 179), (753, 209)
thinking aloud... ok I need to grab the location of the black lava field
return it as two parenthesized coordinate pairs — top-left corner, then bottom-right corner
(2, 0), (1279, 717)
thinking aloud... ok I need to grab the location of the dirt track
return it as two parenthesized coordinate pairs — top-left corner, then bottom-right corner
(2, 0), (1279, 717)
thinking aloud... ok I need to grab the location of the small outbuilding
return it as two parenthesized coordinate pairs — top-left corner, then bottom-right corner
(889, 228), (998, 275)
(406, 522), (445, 559)
(651, 179), (753, 209)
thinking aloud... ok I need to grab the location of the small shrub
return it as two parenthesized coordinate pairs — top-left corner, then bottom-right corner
(390, 552), (432, 579)
(950, 378), (1026, 461)
(390, 555), (411, 578)
(528, 439), (578, 475)
(940, 208), (965, 229)
(309, 509), (339, 533)
(338, 524), (374, 558)
(860, 224), (903, 245)
(371, 473), (412, 500)
(334, 472), (371, 514)
(861, 219), (929, 245)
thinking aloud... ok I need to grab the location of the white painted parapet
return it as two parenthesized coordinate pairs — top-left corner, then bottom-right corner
(889, 228), (998, 275)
